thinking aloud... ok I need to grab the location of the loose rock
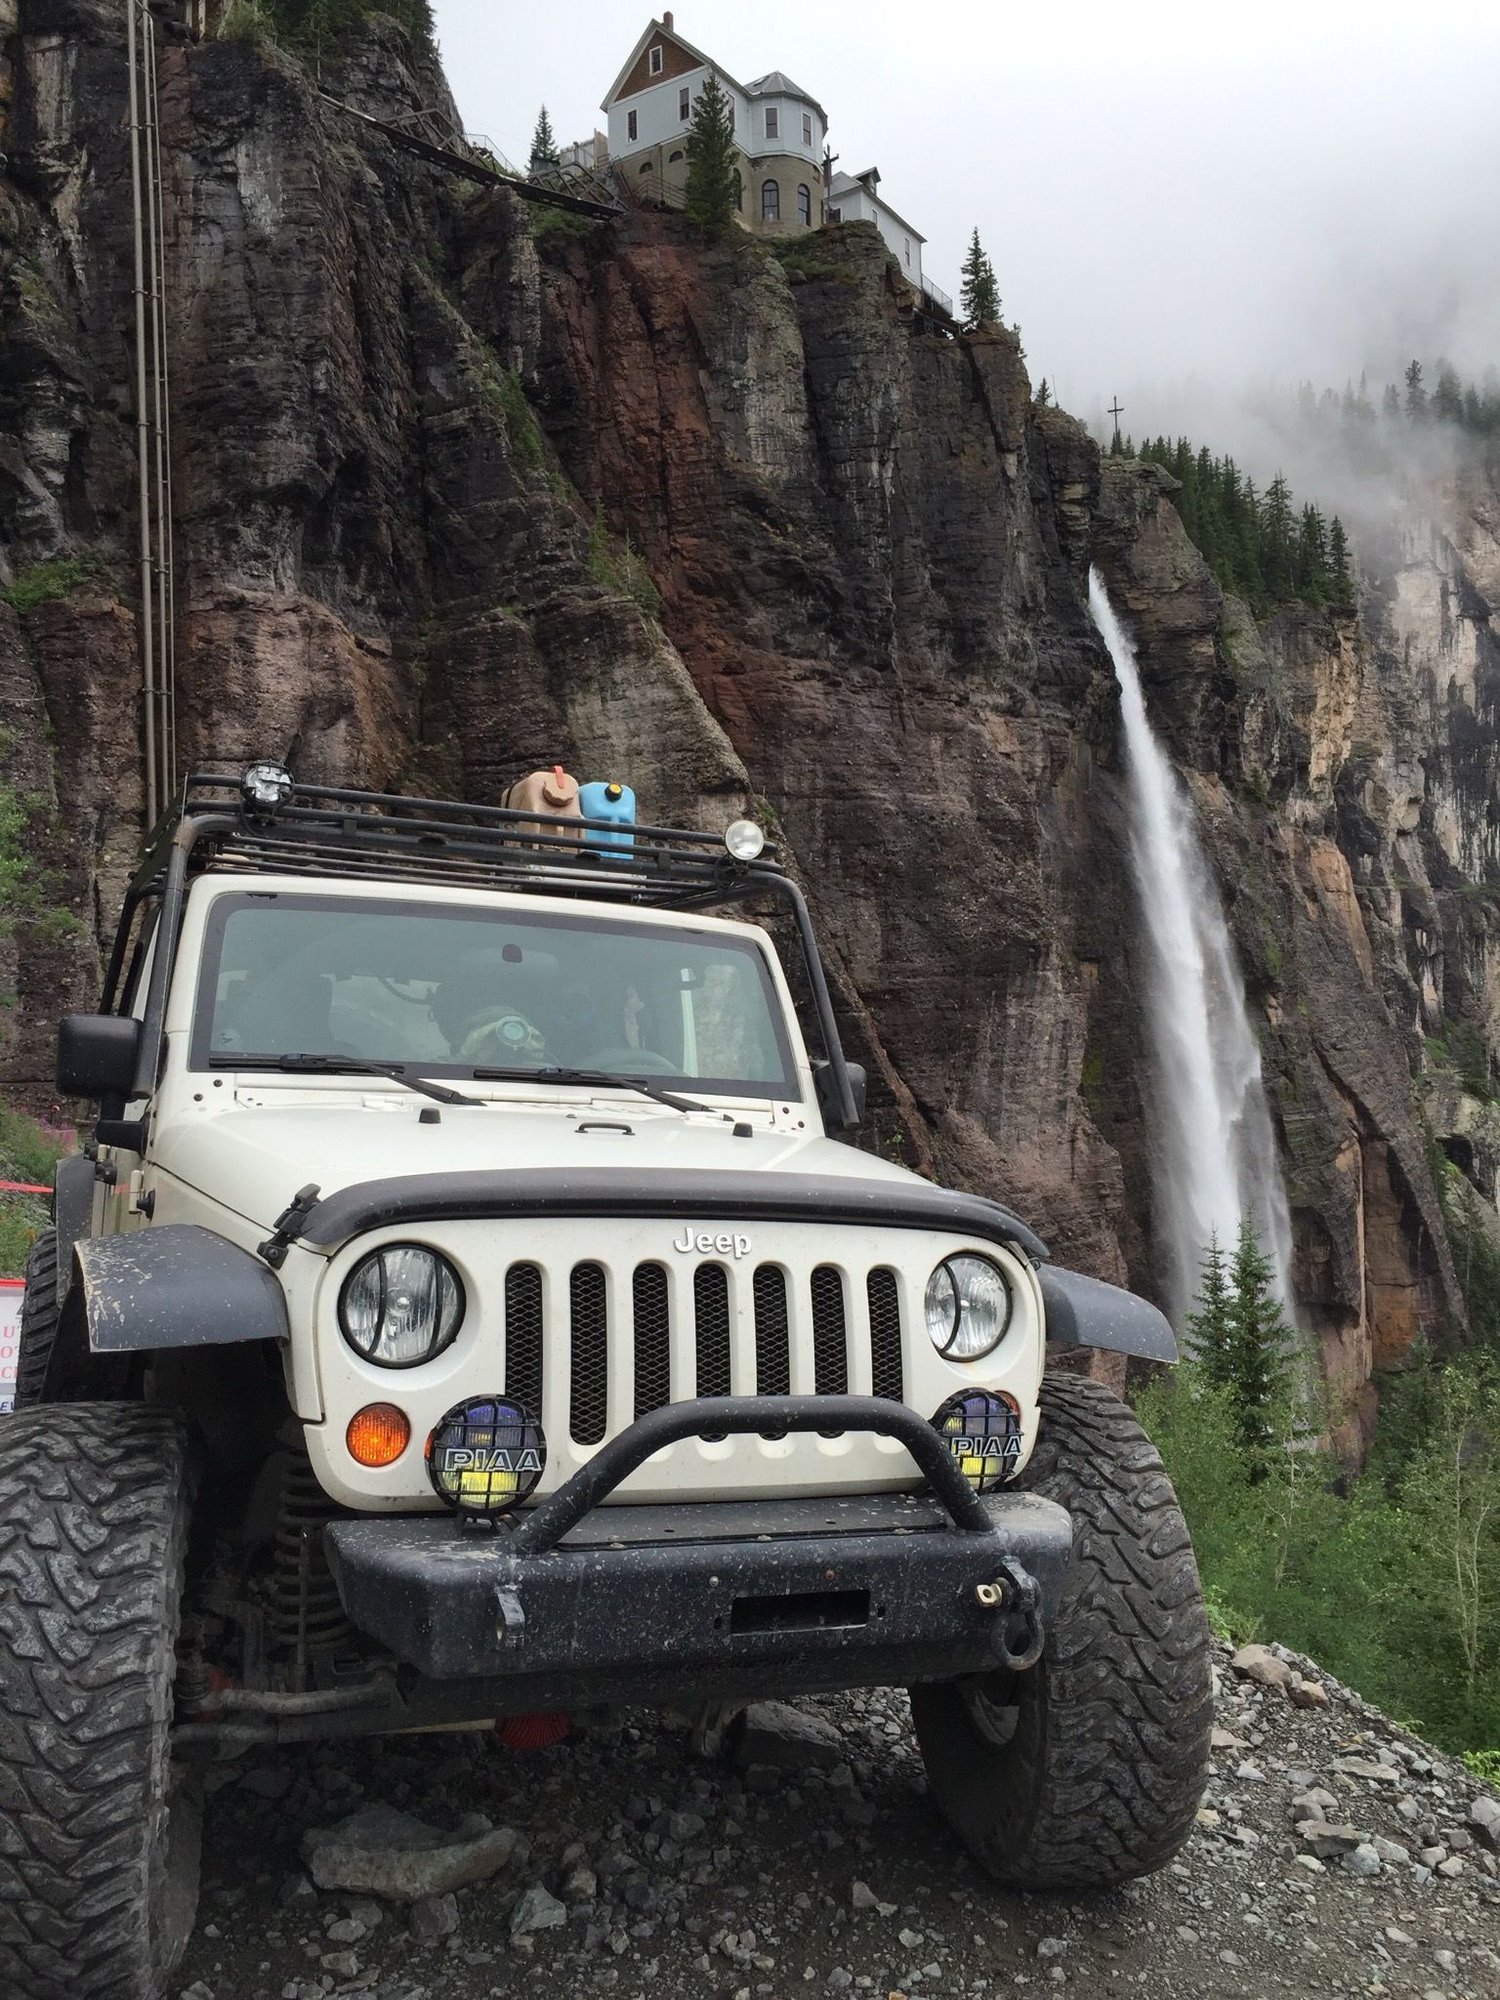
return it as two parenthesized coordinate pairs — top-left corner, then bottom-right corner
(301, 1805), (517, 1902)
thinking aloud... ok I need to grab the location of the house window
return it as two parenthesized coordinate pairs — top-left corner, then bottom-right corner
(802, 111), (812, 146)
(668, 148), (684, 163)
(761, 179), (780, 221)
(679, 85), (690, 120)
(764, 106), (779, 140)
(648, 44), (663, 74)
(732, 168), (743, 210)
(828, 205), (841, 223)
(627, 109), (638, 141)
(639, 159), (652, 173)
(797, 183), (812, 225)
(903, 236), (911, 265)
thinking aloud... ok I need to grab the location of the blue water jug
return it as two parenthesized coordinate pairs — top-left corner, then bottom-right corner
(579, 780), (636, 853)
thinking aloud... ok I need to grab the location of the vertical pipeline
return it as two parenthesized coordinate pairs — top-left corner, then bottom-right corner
(126, 0), (157, 829)
(144, 16), (175, 803)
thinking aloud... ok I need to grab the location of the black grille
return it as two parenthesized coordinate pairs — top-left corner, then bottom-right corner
(503, 1263), (544, 1414)
(569, 1262), (608, 1445)
(694, 1265), (732, 1398)
(752, 1266), (791, 1396)
(867, 1269), (904, 1401)
(632, 1263), (672, 1419)
(810, 1265), (849, 1394)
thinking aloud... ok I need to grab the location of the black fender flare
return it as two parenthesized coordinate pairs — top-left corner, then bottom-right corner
(1039, 1265), (1178, 1363)
(53, 1152), (96, 1307)
(72, 1225), (291, 1354)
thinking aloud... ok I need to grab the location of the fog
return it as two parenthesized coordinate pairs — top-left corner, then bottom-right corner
(431, 0), (1500, 493)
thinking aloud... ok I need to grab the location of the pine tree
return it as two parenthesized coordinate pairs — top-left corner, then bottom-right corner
(1035, 378), (1052, 408)
(1405, 358), (1427, 420)
(958, 228), (1000, 327)
(1260, 473), (1296, 601)
(682, 73), (738, 235)
(1185, 1233), (1232, 1358)
(1207, 1216), (1296, 1471)
(1433, 363), (1464, 425)
(1328, 515), (1355, 608)
(1383, 383), (1402, 420)
(529, 105), (559, 172)
(1296, 502), (1330, 604)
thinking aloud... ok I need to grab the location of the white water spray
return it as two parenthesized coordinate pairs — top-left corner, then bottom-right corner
(1087, 568), (1294, 1326)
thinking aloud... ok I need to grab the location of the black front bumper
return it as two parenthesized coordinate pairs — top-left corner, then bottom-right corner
(326, 1398), (1073, 1700)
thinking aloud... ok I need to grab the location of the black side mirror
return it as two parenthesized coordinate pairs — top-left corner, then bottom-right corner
(57, 1014), (142, 1101)
(812, 1058), (867, 1133)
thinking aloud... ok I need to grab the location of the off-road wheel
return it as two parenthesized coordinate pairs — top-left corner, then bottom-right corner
(909, 1373), (1213, 1890)
(13, 1229), (60, 1408)
(0, 1403), (201, 1998)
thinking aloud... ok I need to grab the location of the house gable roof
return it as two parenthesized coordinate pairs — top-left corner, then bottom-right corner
(828, 170), (926, 242)
(603, 18), (743, 113)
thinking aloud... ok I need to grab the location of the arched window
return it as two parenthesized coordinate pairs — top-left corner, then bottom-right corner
(797, 183), (812, 226)
(732, 169), (743, 211)
(668, 149), (684, 163)
(639, 159), (653, 174)
(761, 179), (780, 222)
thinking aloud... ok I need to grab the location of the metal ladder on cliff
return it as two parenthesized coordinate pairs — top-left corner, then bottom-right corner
(126, 0), (177, 829)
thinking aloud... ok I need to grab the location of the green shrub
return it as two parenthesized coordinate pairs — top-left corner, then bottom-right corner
(585, 503), (661, 620)
(0, 1104), (68, 1279)
(1, 559), (95, 615)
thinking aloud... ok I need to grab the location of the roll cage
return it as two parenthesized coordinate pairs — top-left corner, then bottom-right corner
(99, 772), (864, 1131)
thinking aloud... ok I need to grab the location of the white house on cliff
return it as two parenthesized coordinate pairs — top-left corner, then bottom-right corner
(595, 15), (940, 308)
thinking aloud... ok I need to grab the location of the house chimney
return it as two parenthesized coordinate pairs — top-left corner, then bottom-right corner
(662, 10), (673, 27)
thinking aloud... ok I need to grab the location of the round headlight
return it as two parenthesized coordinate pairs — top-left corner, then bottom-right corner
(924, 1254), (1013, 1361)
(725, 818), (766, 861)
(339, 1244), (464, 1368)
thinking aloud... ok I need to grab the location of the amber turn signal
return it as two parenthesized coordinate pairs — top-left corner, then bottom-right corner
(346, 1402), (411, 1467)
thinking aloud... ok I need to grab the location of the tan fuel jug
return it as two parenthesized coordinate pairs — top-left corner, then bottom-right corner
(503, 765), (583, 842)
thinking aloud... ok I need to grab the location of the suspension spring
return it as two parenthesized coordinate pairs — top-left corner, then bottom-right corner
(266, 1453), (352, 1687)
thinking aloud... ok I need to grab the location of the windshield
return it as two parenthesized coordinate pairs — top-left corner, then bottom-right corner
(189, 893), (800, 1099)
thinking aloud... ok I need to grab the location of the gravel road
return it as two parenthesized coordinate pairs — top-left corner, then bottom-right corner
(176, 1643), (1500, 2000)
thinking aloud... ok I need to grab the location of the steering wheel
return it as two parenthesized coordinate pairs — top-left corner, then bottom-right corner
(586, 1045), (684, 1076)
(455, 1011), (548, 1065)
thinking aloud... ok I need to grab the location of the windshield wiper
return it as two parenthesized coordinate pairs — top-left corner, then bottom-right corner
(211, 1054), (486, 1109)
(471, 1064), (713, 1116)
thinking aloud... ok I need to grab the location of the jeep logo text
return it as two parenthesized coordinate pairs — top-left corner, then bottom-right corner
(672, 1228), (752, 1259)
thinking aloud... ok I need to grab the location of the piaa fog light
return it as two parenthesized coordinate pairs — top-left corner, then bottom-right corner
(241, 760), (293, 812)
(426, 1397), (546, 1516)
(933, 1388), (1023, 1494)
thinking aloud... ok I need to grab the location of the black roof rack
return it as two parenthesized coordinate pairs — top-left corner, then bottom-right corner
(106, 770), (862, 1131)
(129, 772), (787, 910)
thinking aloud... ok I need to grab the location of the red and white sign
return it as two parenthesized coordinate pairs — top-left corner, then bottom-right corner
(0, 1279), (23, 1414)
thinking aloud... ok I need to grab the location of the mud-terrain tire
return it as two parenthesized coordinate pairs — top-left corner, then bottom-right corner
(0, 1403), (201, 1998)
(12, 1229), (60, 1409)
(909, 1373), (1213, 1890)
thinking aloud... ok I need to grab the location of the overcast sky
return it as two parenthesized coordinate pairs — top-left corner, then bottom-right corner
(431, 1), (1500, 442)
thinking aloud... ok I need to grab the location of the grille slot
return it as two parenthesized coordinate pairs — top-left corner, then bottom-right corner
(810, 1265), (849, 1395)
(503, 1262), (544, 1414)
(632, 1262), (672, 1419)
(569, 1262), (608, 1444)
(694, 1265), (732, 1399)
(752, 1266), (791, 1396)
(867, 1269), (904, 1401)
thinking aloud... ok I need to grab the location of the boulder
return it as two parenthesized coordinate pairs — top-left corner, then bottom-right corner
(301, 1805), (517, 1903)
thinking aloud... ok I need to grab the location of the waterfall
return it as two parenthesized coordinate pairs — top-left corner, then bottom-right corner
(1087, 568), (1294, 1326)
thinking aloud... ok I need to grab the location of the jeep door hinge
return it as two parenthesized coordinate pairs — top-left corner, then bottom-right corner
(257, 1182), (322, 1268)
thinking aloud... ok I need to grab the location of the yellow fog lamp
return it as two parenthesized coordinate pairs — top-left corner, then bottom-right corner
(426, 1397), (546, 1517)
(932, 1388), (1023, 1494)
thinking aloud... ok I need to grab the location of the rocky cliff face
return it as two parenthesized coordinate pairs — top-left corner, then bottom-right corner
(2, 5), (1496, 1439)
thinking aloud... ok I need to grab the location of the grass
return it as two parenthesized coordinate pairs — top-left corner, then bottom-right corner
(585, 504), (661, 620)
(1, 559), (96, 615)
(0, 1104), (69, 1278)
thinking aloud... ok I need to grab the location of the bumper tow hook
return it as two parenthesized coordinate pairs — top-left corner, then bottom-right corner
(973, 1556), (1045, 1671)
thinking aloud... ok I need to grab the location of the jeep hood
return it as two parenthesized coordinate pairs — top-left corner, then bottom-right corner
(158, 1094), (922, 1242)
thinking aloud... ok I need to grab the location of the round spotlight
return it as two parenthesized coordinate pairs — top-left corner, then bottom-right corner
(347, 1402), (412, 1468)
(426, 1397), (546, 1516)
(241, 760), (293, 813)
(724, 818), (766, 862)
(932, 1388), (1023, 1494)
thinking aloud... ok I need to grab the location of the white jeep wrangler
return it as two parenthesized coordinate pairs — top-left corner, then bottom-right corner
(0, 765), (1211, 1999)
